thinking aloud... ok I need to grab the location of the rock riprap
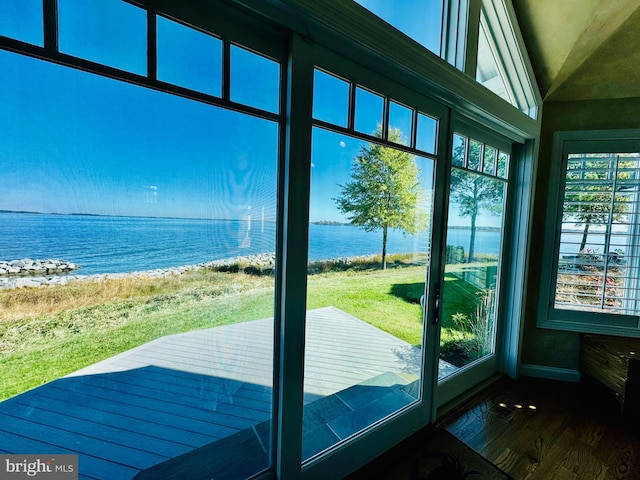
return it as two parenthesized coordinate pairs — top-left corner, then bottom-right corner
(0, 258), (80, 276)
(0, 254), (276, 290)
(0, 252), (377, 290)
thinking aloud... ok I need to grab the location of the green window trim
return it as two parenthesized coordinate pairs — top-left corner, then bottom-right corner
(538, 129), (640, 337)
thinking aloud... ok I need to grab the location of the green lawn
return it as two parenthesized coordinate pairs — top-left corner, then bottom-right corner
(0, 264), (481, 401)
(307, 267), (426, 346)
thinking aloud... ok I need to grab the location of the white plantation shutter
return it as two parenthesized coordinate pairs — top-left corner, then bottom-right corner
(555, 153), (640, 315)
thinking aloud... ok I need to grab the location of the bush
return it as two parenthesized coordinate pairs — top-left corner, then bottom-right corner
(440, 289), (496, 365)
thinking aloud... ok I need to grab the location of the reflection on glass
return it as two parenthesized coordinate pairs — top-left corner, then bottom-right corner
(0, 0), (43, 46)
(497, 152), (509, 178)
(452, 134), (466, 167)
(313, 69), (350, 127)
(355, 86), (384, 136)
(388, 101), (413, 146)
(483, 145), (497, 175)
(58, 0), (147, 75)
(302, 127), (434, 461)
(416, 113), (437, 154)
(476, 21), (513, 105)
(467, 140), (482, 171)
(231, 45), (280, 113)
(0, 49), (277, 479)
(354, 0), (443, 55)
(439, 137), (507, 379)
(157, 16), (222, 96)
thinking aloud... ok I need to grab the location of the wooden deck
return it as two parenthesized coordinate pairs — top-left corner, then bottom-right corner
(0, 307), (456, 479)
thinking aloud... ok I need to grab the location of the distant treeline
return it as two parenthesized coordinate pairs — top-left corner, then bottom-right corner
(311, 220), (348, 226)
(448, 225), (501, 232)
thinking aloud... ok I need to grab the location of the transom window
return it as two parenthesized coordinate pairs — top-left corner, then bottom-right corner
(0, 0), (283, 116)
(312, 67), (438, 154)
(353, 0), (443, 55)
(475, 0), (540, 119)
(452, 133), (509, 179)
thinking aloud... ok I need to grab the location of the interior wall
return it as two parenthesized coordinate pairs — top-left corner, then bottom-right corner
(522, 97), (640, 369)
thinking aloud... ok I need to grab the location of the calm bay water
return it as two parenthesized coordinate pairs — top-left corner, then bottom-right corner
(0, 212), (501, 275)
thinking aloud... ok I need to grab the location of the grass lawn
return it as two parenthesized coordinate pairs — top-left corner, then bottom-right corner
(307, 266), (426, 346)
(0, 262), (479, 401)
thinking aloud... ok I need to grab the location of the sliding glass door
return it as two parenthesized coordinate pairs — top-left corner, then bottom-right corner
(437, 123), (514, 404)
(296, 46), (450, 467)
(0, 1), (529, 477)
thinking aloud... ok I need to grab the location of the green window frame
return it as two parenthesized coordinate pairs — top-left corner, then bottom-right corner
(538, 130), (640, 337)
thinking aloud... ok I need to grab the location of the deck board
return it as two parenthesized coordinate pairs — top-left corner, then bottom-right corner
(0, 412), (167, 469)
(0, 402), (190, 458)
(31, 386), (231, 441)
(11, 394), (212, 447)
(0, 430), (139, 479)
(0, 306), (457, 479)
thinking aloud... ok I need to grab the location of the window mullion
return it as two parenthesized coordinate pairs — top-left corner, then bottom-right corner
(43, 0), (58, 53)
(222, 40), (231, 100)
(441, 0), (472, 71)
(147, 7), (157, 80)
(464, 0), (482, 76)
(275, 32), (314, 480)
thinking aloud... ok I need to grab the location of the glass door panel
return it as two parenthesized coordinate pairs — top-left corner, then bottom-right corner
(439, 134), (509, 379)
(0, 17), (281, 478)
(301, 61), (446, 461)
(302, 124), (435, 460)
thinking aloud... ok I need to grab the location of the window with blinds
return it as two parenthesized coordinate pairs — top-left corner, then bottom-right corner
(555, 153), (640, 315)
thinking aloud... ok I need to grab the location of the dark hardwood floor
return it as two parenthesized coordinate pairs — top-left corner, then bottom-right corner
(441, 376), (640, 480)
(350, 376), (640, 480)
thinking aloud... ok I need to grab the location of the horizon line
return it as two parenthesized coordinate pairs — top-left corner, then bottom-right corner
(0, 209), (278, 223)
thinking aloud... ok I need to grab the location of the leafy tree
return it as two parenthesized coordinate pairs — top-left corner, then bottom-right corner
(334, 128), (428, 269)
(563, 155), (633, 253)
(450, 142), (503, 262)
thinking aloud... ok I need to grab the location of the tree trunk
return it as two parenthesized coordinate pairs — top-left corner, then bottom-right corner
(382, 225), (388, 270)
(579, 220), (591, 252)
(469, 211), (477, 263)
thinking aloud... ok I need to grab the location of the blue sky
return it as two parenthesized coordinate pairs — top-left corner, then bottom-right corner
(0, 0), (284, 221)
(0, 49), (279, 220)
(0, 0), (44, 46)
(354, 0), (443, 55)
(0, 44), (438, 224)
(0, 0), (436, 224)
(0, 0), (500, 228)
